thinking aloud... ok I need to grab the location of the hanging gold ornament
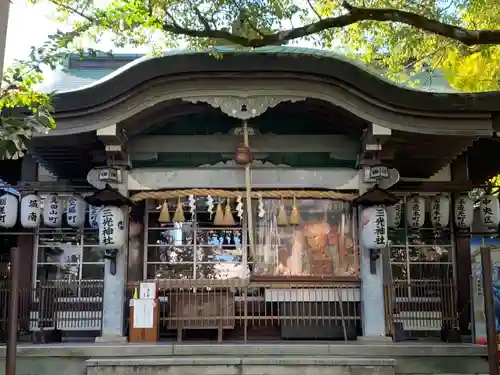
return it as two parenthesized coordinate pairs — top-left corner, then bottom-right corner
(172, 197), (185, 223)
(277, 198), (289, 226)
(289, 197), (301, 225)
(222, 199), (236, 226)
(213, 200), (225, 226)
(158, 200), (171, 223)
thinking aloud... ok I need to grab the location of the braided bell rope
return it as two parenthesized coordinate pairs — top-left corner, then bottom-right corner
(130, 189), (355, 202)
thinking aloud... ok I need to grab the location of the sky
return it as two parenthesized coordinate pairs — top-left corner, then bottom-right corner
(4, 0), (62, 82)
(4, 1), (59, 67)
(3, 0), (320, 90)
(4, 0), (315, 67)
(4, 0), (150, 84)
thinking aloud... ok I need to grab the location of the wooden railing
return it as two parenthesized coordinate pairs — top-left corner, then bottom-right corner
(384, 278), (458, 339)
(126, 279), (362, 342)
(0, 280), (104, 343)
(0, 278), (460, 343)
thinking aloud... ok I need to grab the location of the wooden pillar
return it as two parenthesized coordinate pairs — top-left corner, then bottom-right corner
(127, 201), (145, 283)
(451, 154), (472, 334)
(17, 155), (37, 331)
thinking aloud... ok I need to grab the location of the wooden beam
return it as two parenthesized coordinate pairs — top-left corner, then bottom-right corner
(391, 180), (476, 192)
(97, 124), (131, 167)
(97, 124), (123, 146)
(8, 181), (97, 193)
(128, 134), (358, 160)
(359, 123), (392, 161)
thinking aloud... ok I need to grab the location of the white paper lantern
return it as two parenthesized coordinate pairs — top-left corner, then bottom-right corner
(20, 194), (41, 228)
(387, 201), (402, 228)
(429, 194), (450, 228)
(360, 205), (388, 249)
(98, 206), (126, 248)
(88, 205), (100, 228)
(480, 195), (500, 229)
(66, 195), (87, 227)
(43, 194), (63, 227)
(0, 193), (18, 228)
(454, 195), (474, 229)
(406, 195), (426, 228)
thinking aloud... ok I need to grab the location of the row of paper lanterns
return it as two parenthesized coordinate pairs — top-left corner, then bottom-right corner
(361, 194), (499, 250)
(0, 193), (125, 248)
(387, 194), (497, 229)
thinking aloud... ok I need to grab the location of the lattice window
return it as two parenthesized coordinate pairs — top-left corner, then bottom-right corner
(388, 195), (455, 297)
(144, 198), (357, 279)
(34, 194), (104, 297)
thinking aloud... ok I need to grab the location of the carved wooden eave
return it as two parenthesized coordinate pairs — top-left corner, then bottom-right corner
(182, 95), (306, 120)
(32, 49), (496, 137)
(26, 49), (500, 182)
(39, 77), (493, 137)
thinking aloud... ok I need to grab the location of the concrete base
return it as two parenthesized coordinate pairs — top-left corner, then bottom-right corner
(0, 342), (488, 358)
(0, 342), (490, 375)
(95, 335), (128, 343)
(86, 357), (396, 375)
(358, 335), (393, 343)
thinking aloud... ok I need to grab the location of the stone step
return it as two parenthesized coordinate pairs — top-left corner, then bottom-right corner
(86, 356), (396, 375)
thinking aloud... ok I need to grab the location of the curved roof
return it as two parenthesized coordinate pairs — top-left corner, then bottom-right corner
(45, 46), (455, 95)
(51, 46), (497, 115)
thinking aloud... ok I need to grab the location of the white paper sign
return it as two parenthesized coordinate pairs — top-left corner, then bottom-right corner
(133, 299), (154, 329)
(139, 282), (156, 299)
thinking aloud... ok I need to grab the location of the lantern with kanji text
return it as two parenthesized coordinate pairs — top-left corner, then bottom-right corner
(88, 205), (100, 228)
(480, 194), (500, 229)
(43, 194), (63, 227)
(406, 195), (426, 228)
(98, 206), (126, 248)
(387, 200), (402, 228)
(20, 194), (41, 228)
(66, 195), (87, 228)
(454, 195), (474, 229)
(429, 194), (450, 228)
(361, 205), (388, 249)
(0, 193), (18, 228)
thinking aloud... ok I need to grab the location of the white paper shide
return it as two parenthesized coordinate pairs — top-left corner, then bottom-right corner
(66, 195), (87, 227)
(480, 195), (500, 229)
(406, 195), (426, 228)
(98, 206), (125, 248)
(20, 194), (41, 228)
(429, 195), (450, 228)
(361, 205), (387, 249)
(43, 194), (63, 227)
(454, 195), (474, 229)
(0, 193), (18, 228)
(387, 201), (402, 228)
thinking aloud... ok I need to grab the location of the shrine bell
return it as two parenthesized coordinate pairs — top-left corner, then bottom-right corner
(235, 143), (252, 165)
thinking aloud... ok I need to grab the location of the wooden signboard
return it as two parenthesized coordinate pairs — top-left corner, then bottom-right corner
(129, 282), (159, 342)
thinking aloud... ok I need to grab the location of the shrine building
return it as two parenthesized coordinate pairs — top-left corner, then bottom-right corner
(1, 46), (500, 374)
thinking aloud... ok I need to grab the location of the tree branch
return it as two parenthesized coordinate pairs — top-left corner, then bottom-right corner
(47, 0), (96, 23)
(305, 0), (322, 20)
(162, 1), (500, 47)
